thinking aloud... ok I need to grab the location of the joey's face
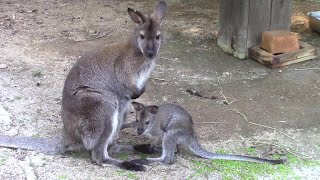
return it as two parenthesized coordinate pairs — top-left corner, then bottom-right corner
(135, 108), (154, 135)
(132, 102), (159, 135)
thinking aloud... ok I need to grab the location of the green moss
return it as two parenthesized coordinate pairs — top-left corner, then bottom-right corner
(0, 158), (7, 166)
(139, 153), (151, 159)
(232, 51), (247, 60)
(190, 151), (320, 179)
(117, 152), (129, 161)
(32, 70), (44, 77)
(191, 159), (294, 179)
(189, 152), (298, 180)
(245, 147), (257, 155)
(58, 174), (68, 180)
(217, 40), (247, 60)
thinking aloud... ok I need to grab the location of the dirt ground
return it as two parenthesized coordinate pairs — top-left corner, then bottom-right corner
(0, 0), (320, 179)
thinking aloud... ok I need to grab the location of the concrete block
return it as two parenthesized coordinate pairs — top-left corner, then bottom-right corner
(261, 30), (299, 54)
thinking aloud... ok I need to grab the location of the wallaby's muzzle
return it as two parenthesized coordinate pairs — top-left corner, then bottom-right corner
(137, 128), (144, 135)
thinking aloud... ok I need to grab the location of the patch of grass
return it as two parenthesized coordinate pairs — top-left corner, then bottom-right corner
(15, 96), (22, 100)
(68, 151), (89, 159)
(245, 147), (257, 155)
(281, 154), (320, 167)
(32, 70), (44, 77)
(58, 174), (68, 180)
(31, 134), (40, 138)
(117, 152), (129, 161)
(189, 151), (303, 180)
(190, 159), (293, 180)
(139, 153), (151, 159)
(116, 170), (138, 180)
(190, 152), (320, 179)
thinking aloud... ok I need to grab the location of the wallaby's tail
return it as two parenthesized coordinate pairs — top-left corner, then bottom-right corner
(0, 135), (63, 155)
(187, 137), (284, 164)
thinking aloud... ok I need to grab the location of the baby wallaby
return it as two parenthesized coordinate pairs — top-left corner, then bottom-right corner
(130, 102), (285, 165)
(0, 1), (167, 171)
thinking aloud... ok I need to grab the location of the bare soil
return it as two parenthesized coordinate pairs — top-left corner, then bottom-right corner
(0, 0), (319, 179)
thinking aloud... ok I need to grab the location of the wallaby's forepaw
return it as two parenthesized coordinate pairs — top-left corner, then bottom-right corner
(129, 158), (150, 165)
(134, 144), (155, 154)
(120, 161), (146, 171)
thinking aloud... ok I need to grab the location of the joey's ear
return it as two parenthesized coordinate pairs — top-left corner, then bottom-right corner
(128, 8), (145, 24)
(132, 102), (144, 111)
(152, 1), (167, 22)
(147, 106), (158, 114)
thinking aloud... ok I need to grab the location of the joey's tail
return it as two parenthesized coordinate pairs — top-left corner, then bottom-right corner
(0, 135), (63, 155)
(187, 137), (284, 164)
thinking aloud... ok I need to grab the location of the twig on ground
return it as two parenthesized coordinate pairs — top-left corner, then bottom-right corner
(161, 57), (178, 61)
(150, 77), (166, 81)
(76, 30), (115, 42)
(254, 132), (269, 145)
(217, 77), (299, 144)
(254, 141), (315, 160)
(231, 109), (298, 143)
(194, 121), (229, 125)
(293, 68), (320, 71)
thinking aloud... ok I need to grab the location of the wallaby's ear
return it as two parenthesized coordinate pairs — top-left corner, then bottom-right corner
(147, 106), (158, 114)
(128, 8), (145, 24)
(152, 1), (167, 22)
(132, 102), (144, 111)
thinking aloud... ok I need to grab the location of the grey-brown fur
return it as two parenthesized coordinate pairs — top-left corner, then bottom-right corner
(130, 102), (285, 165)
(0, 1), (167, 172)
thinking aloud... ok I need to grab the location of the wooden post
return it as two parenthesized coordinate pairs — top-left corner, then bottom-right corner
(217, 0), (293, 59)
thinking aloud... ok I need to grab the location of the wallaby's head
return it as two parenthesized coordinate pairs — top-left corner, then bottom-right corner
(128, 1), (167, 59)
(132, 102), (158, 135)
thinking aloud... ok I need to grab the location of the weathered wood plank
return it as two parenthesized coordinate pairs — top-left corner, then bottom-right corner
(272, 42), (317, 64)
(270, 0), (293, 30)
(247, 0), (272, 49)
(230, 0), (250, 59)
(248, 46), (273, 63)
(249, 42), (318, 68)
(272, 55), (318, 68)
(217, 0), (233, 54)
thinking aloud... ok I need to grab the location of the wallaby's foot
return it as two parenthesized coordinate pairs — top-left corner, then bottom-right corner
(134, 144), (155, 154)
(119, 161), (146, 171)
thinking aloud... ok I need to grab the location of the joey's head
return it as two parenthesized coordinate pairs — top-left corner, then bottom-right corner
(132, 102), (158, 135)
(128, 1), (167, 59)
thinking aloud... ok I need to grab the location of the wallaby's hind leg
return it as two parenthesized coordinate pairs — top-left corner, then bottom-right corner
(89, 103), (144, 171)
(65, 92), (144, 171)
(130, 131), (179, 165)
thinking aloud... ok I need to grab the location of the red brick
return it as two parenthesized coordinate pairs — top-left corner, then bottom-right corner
(261, 30), (299, 54)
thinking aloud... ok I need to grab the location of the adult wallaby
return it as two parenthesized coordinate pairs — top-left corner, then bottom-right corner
(0, 1), (167, 171)
(130, 102), (285, 165)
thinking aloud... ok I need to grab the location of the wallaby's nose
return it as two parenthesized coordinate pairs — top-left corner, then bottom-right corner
(137, 128), (144, 135)
(147, 49), (155, 58)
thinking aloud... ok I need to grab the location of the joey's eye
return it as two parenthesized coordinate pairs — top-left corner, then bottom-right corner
(146, 121), (149, 125)
(140, 34), (145, 39)
(136, 119), (138, 123)
(156, 35), (160, 40)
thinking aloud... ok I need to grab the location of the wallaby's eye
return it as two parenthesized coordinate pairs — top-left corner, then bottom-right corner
(146, 121), (149, 125)
(156, 35), (160, 40)
(140, 34), (145, 39)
